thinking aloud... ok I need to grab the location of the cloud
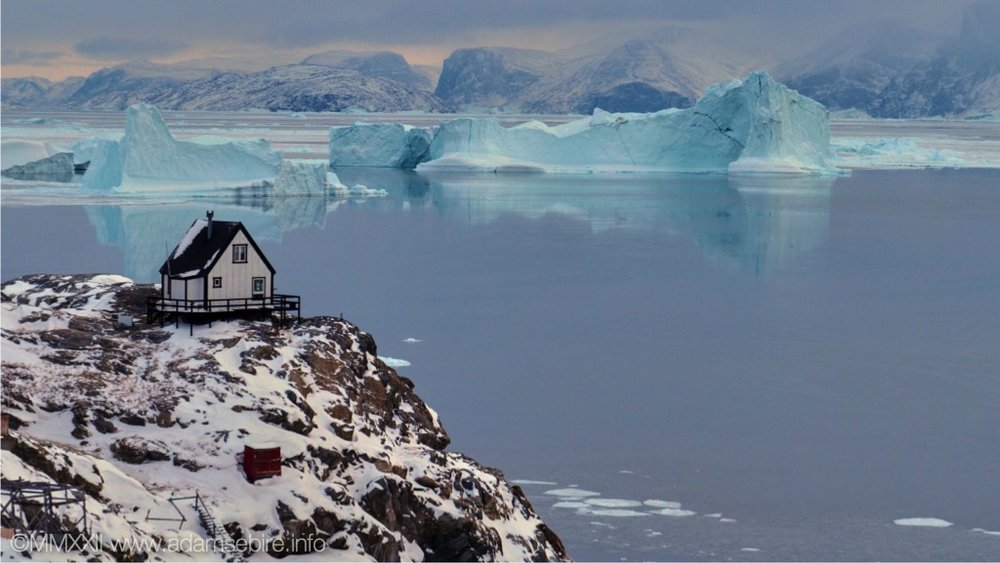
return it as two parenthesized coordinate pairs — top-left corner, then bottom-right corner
(2, 47), (64, 64)
(73, 37), (188, 59)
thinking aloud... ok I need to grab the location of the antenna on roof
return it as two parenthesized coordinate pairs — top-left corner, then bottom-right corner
(165, 241), (171, 276)
(207, 210), (214, 240)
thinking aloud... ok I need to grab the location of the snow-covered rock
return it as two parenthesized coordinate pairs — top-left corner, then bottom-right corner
(332, 71), (836, 175)
(1, 274), (568, 562)
(82, 103), (281, 191)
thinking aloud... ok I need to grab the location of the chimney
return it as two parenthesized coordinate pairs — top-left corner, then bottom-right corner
(206, 210), (214, 239)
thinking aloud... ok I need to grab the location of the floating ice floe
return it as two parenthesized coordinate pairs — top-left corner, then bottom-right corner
(403, 337), (423, 343)
(511, 479), (557, 485)
(585, 508), (649, 518)
(971, 528), (1000, 536)
(379, 356), (411, 368)
(893, 518), (954, 527)
(329, 71), (838, 175)
(832, 137), (968, 169)
(585, 499), (644, 508)
(544, 488), (601, 498)
(649, 507), (698, 517)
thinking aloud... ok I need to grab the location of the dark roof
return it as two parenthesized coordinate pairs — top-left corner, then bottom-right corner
(159, 219), (275, 279)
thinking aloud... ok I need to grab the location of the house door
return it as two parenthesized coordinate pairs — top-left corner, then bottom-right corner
(252, 277), (266, 299)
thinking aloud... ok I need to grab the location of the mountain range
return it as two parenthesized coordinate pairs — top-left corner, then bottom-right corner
(3, 2), (997, 117)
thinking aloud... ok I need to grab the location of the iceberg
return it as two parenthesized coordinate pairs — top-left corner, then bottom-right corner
(271, 159), (335, 195)
(328, 71), (837, 175)
(1, 152), (75, 182)
(81, 103), (282, 191)
(329, 123), (431, 168)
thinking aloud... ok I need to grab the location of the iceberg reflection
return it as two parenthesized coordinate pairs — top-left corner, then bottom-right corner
(410, 171), (833, 275)
(84, 170), (832, 282)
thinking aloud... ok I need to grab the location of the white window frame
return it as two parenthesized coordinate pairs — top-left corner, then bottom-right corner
(233, 244), (248, 263)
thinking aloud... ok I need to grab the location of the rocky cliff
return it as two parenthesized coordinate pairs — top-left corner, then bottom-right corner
(0, 274), (567, 561)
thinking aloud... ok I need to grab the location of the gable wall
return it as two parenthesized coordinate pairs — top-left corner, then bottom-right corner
(206, 230), (272, 301)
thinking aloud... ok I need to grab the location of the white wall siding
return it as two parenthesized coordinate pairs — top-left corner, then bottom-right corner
(187, 278), (204, 301)
(206, 230), (271, 302)
(168, 278), (188, 300)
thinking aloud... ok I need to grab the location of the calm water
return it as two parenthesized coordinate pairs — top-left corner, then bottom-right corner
(3, 167), (999, 560)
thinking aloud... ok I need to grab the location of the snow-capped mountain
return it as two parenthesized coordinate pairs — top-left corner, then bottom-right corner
(777, 21), (945, 113)
(434, 31), (748, 114)
(870, 1), (1000, 118)
(433, 47), (564, 108)
(5, 4), (998, 118)
(148, 65), (447, 112)
(520, 39), (703, 114)
(1, 75), (85, 108)
(302, 50), (433, 91)
(3, 59), (446, 113)
(780, 2), (1000, 118)
(1, 274), (569, 561)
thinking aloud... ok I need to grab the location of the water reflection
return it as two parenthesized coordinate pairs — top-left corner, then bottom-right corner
(83, 171), (831, 282)
(355, 170), (834, 275)
(85, 195), (335, 283)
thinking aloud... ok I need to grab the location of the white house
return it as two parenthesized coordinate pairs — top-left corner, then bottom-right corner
(152, 211), (299, 322)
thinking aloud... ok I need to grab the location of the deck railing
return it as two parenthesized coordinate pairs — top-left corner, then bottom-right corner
(147, 294), (300, 323)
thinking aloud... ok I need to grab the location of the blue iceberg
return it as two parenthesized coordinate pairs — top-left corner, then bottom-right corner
(329, 71), (837, 175)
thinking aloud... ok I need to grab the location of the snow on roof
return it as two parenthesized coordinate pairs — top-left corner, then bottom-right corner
(173, 219), (207, 258)
(160, 218), (274, 279)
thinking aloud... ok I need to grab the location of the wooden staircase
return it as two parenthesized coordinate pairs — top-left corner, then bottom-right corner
(193, 492), (244, 562)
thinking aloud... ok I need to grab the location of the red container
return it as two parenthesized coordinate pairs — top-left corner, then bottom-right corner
(243, 444), (281, 482)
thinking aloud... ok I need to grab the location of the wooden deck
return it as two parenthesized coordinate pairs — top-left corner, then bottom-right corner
(147, 294), (300, 324)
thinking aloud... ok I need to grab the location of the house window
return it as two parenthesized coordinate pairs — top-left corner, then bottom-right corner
(233, 244), (248, 263)
(252, 277), (265, 295)
(212, 277), (222, 288)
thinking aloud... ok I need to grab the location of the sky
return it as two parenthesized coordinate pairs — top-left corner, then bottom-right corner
(1, 0), (979, 81)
